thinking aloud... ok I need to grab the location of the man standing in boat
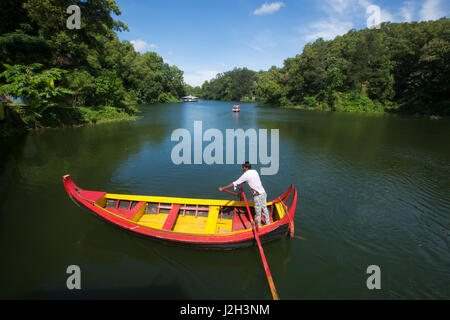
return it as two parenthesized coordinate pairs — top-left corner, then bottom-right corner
(218, 162), (270, 227)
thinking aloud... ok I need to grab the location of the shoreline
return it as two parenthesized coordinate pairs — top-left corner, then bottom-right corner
(278, 104), (446, 120)
(0, 104), (140, 141)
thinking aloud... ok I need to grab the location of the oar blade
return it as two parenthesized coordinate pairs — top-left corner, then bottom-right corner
(242, 190), (280, 300)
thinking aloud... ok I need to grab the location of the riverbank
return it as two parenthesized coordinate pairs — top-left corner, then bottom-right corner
(280, 104), (446, 120)
(280, 103), (385, 114)
(275, 90), (448, 119)
(0, 103), (139, 140)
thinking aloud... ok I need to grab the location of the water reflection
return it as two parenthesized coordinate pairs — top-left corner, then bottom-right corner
(0, 101), (448, 299)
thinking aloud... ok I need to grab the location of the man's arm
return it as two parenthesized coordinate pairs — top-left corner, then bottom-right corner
(218, 183), (234, 192)
(219, 172), (248, 192)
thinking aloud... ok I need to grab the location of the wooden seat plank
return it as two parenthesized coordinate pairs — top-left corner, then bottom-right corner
(274, 202), (286, 220)
(162, 204), (181, 231)
(204, 206), (220, 234)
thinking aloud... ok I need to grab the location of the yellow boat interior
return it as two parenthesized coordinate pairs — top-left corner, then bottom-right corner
(93, 193), (289, 235)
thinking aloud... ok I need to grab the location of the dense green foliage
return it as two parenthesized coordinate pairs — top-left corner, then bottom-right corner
(267, 19), (450, 116)
(0, 0), (186, 130)
(0, 64), (73, 126)
(200, 68), (258, 102)
(1, 0), (447, 129)
(197, 19), (449, 116)
(183, 84), (203, 97)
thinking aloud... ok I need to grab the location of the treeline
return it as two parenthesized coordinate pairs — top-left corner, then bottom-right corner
(200, 68), (258, 102)
(197, 19), (449, 116)
(0, 0), (186, 129)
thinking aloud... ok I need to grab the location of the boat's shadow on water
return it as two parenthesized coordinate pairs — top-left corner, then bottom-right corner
(69, 217), (293, 299)
(77, 215), (266, 264)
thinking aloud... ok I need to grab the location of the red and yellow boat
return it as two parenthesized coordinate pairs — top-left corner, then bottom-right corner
(63, 175), (298, 250)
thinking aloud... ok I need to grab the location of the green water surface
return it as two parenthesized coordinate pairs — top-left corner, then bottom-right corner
(0, 101), (448, 299)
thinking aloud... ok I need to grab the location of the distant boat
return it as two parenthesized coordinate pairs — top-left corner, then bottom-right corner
(182, 95), (199, 102)
(232, 105), (240, 112)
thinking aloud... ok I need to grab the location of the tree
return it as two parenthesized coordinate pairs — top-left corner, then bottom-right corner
(65, 68), (95, 106)
(253, 19), (449, 115)
(0, 0), (37, 36)
(255, 67), (286, 105)
(23, 0), (128, 70)
(0, 63), (73, 126)
(0, 32), (52, 71)
(406, 38), (450, 115)
(94, 71), (126, 107)
(201, 68), (257, 101)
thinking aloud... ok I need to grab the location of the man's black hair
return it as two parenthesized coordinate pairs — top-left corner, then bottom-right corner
(243, 161), (252, 169)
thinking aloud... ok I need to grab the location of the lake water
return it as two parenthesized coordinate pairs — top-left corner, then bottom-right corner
(0, 100), (448, 299)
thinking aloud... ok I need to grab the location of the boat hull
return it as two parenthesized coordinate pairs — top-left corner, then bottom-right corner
(63, 175), (297, 250)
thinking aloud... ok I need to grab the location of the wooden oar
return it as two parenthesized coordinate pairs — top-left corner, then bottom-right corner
(221, 186), (279, 299)
(240, 190), (280, 300)
(222, 189), (239, 197)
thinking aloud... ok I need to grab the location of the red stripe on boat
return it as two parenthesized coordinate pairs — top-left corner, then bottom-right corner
(162, 204), (181, 230)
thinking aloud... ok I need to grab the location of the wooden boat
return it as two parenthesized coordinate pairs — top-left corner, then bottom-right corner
(63, 175), (297, 250)
(181, 95), (199, 102)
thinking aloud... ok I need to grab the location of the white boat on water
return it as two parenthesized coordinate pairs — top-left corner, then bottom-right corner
(182, 95), (199, 102)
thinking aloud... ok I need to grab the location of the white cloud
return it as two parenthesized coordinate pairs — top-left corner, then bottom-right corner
(311, 0), (445, 39)
(130, 39), (158, 53)
(420, 0), (445, 21)
(130, 39), (147, 52)
(358, 0), (371, 9)
(302, 1), (355, 42)
(360, 0), (446, 24)
(304, 20), (353, 41)
(253, 2), (285, 15)
(359, 0), (394, 23)
(400, 1), (415, 22)
(325, 0), (352, 14)
(184, 70), (220, 87)
(380, 8), (394, 22)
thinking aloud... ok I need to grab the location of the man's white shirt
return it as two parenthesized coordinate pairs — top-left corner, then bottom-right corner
(233, 169), (266, 195)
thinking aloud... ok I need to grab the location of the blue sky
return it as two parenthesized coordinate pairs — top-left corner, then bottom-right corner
(115, 0), (449, 86)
